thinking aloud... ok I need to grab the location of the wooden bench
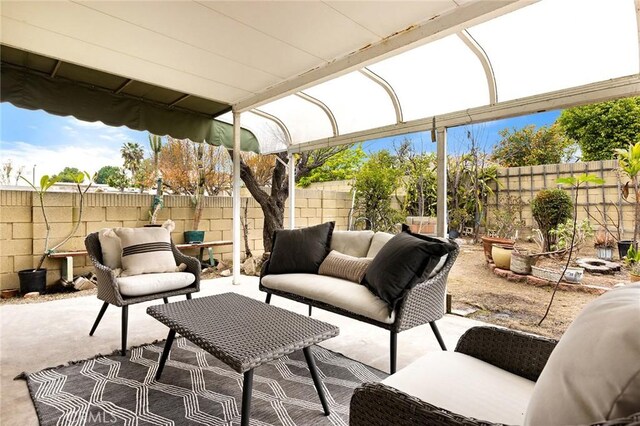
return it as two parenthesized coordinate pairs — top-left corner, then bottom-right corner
(48, 240), (233, 280)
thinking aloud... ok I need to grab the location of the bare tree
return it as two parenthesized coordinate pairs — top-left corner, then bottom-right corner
(238, 148), (350, 252)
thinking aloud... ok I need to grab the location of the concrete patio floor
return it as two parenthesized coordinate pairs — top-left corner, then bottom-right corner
(0, 276), (484, 425)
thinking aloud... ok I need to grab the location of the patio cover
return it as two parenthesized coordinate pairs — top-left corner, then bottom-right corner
(1, 0), (638, 153)
(1, 0), (639, 283)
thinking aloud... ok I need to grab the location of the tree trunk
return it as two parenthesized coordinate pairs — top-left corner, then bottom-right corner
(239, 152), (289, 253)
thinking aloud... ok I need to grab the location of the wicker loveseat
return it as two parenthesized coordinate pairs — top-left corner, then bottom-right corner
(260, 230), (460, 374)
(350, 284), (640, 426)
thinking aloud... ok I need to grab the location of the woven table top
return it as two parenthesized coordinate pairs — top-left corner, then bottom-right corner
(147, 292), (340, 373)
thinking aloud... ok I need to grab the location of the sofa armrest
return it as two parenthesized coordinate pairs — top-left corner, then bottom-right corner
(350, 382), (502, 426)
(455, 326), (557, 382)
(260, 257), (271, 279)
(395, 244), (459, 332)
(172, 242), (201, 291)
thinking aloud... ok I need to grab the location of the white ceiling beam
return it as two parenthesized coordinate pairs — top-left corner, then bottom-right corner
(287, 74), (640, 154)
(457, 30), (498, 105)
(234, 0), (532, 112)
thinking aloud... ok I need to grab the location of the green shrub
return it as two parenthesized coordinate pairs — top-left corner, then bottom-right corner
(531, 189), (573, 251)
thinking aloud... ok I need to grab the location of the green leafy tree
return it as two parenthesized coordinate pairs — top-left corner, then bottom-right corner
(352, 150), (404, 232)
(54, 167), (84, 183)
(106, 168), (131, 191)
(531, 189), (573, 252)
(557, 97), (640, 161)
(297, 144), (365, 187)
(491, 124), (575, 167)
(95, 166), (121, 185)
(401, 151), (437, 217)
(120, 141), (145, 177)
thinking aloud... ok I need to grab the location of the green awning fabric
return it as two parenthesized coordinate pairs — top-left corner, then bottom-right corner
(0, 64), (260, 153)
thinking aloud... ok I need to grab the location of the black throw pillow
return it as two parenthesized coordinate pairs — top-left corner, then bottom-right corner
(267, 221), (335, 274)
(363, 227), (457, 311)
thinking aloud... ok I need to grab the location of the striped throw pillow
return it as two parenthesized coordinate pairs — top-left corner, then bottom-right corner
(318, 250), (372, 284)
(111, 227), (179, 277)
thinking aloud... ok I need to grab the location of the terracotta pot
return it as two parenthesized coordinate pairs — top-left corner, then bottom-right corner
(481, 236), (515, 263)
(492, 244), (514, 270)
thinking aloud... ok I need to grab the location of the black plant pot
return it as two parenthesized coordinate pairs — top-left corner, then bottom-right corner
(18, 268), (47, 294)
(448, 230), (460, 239)
(618, 240), (634, 260)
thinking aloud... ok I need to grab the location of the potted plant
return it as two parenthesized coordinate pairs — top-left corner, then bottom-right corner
(447, 207), (469, 239)
(19, 172), (92, 294)
(481, 196), (524, 263)
(184, 144), (206, 244)
(624, 245), (640, 282)
(593, 228), (616, 261)
(615, 141), (640, 256)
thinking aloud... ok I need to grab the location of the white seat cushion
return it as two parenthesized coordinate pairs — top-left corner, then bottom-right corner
(330, 231), (374, 258)
(383, 351), (535, 425)
(117, 272), (195, 297)
(262, 273), (394, 324)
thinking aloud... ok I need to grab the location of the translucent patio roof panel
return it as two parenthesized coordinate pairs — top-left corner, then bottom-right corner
(302, 71), (397, 135)
(258, 96), (334, 145)
(217, 111), (288, 154)
(368, 34), (490, 122)
(467, 0), (640, 102)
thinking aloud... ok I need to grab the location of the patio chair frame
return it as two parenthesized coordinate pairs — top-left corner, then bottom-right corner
(84, 232), (201, 356)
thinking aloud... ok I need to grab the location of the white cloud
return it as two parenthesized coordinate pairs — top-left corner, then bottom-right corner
(0, 140), (122, 184)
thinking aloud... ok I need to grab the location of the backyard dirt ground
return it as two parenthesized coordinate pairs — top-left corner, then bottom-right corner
(448, 243), (631, 340)
(3, 242), (633, 341)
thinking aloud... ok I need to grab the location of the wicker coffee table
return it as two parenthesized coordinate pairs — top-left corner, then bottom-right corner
(147, 292), (340, 426)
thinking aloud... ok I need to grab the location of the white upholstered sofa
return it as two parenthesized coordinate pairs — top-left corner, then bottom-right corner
(260, 230), (460, 374)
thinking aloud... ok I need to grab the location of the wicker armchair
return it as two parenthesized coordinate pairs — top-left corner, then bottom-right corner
(350, 326), (640, 426)
(84, 232), (201, 355)
(260, 242), (459, 374)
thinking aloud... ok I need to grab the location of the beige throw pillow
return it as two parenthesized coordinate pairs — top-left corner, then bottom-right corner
(108, 227), (179, 277)
(318, 250), (372, 283)
(98, 228), (122, 269)
(524, 284), (640, 425)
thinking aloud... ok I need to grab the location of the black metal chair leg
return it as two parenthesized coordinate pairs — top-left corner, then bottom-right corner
(390, 331), (397, 374)
(155, 329), (176, 380)
(265, 293), (271, 304)
(89, 302), (109, 336)
(430, 321), (447, 350)
(186, 293), (192, 300)
(163, 297), (169, 304)
(121, 306), (128, 356)
(241, 369), (254, 426)
(303, 346), (330, 415)
(308, 305), (312, 316)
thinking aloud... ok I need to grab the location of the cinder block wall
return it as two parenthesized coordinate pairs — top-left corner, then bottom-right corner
(0, 188), (354, 290)
(486, 160), (637, 239)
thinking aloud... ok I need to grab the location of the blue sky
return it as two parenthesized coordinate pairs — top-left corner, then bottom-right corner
(0, 102), (560, 184)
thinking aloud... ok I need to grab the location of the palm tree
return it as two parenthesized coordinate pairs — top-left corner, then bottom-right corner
(120, 142), (144, 178)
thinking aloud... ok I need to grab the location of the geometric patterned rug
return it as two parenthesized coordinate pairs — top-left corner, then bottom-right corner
(19, 338), (387, 425)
